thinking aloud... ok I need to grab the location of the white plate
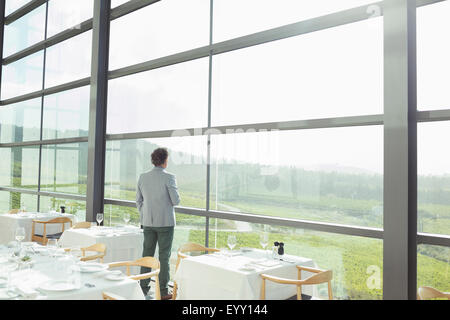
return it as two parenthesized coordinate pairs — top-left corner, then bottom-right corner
(21, 242), (35, 247)
(0, 288), (19, 300)
(39, 280), (77, 292)
(77, 263), (108, 273)
(239, 266), (256, 272)
(104, 273), (127, 281)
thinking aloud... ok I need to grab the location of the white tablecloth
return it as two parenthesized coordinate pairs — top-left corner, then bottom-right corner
(59, 226), (144, 267)
(0, 244), (145, 300)
(0, 212), (75, 245)
(174, 249), (317, 300)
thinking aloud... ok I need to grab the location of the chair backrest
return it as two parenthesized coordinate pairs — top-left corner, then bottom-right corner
(8, 209), (19, 214)
(301, 270), (333, 285)
(73, 221), (91, 229)
(418, 286), (450, 300)
(81, 243), (107, 262)
(177, 242), (219, 268)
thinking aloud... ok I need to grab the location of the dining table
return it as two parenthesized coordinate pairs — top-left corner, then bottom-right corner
(0, 242), (145, 300)
(0, 211), (75, 245)
(174, 248), (317, 300)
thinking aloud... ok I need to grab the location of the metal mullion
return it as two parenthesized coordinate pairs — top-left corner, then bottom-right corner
(0, 136), (88, 148)
(0, 77), (91, 106)
(86, 0), (110, 223)
(383, 0), (417, 300)
(417, 109), (450, 122)
(104, 114), (384, 142)
(204, 0), (214, 249)
(417, 233), (450, 247)
(37, 0), (49, 212)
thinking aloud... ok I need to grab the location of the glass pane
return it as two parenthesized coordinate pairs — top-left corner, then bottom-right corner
(417, 244), (450, 296)
(109, 0), (209, 70)
(40, 143), (88, 195)
(0, 191), (37, 212)
(47, 0), (94, 37)
(105, 136), (207, 209)
(210, 126), (383, 228)
(0, 146), (40, 189)
(209, 220), (383, 299)
(418, 122), (450, 236)
(0, 98), (41, 143)
(111, 0), (128, 8)
(3, 4), (46, 57)
(39, 196), (86, 222)
(42, 86), (90, 140)
(417, 1), (450, 111)
(44, 31), (92, 88)
(212, 18), (383, 126)
(1, 51), (44, 100)
(5, 0), (31, 16)
(107, 58), (209, 134)
(213, 0), (377, 42)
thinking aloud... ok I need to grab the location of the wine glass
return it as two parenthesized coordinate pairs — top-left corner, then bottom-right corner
(123, 213), (130, 226)
(259, 233), (269, 250)
(15, 227), (25, 253)
(227, 235), (237, 253)
(47, 239), (58, 258)
(96, 213), (104, 227)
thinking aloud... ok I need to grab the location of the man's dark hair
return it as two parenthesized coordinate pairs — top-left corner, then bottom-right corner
(151, 148), (169, 167)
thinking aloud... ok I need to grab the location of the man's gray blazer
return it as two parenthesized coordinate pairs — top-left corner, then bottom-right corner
(136, 166), (181, 227)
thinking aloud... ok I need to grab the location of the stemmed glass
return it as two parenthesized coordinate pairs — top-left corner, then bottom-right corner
(123, 213), (130, 226)
(47, 239), (58, 258)
(96, 213), (104, 227)
(227, 235), (237, 256)
(259, 233), (269, 250)
(15, 227), (25, 254)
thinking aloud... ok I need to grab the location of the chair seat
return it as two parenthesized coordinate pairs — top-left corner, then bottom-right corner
(34, 232), (63, 239)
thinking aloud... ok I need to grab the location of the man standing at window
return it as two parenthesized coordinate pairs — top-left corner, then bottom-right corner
(136, 147), (180, 300)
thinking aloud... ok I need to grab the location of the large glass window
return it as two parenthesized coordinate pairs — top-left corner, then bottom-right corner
(209, 219), (383, 300)
(3, 4), (46, 57)
(418, 121), (450, 236)
(1, 50), (44, 100)
(105, 136), (207, 209)
(0, 98), (41, 143)
(40, 143), (88, 195)
(417, 1), (450, 111)
(213, 0), (377, 43)
(47, 0), (94, 37)
(107, 58), (209, 134)
(109, 0), (209, 70)
(39, 195), (86, 222)
(44, 31), (92, 88)
(42, 86), (90, 140)
(212, 18), (383, 126)
(0, 146), (40, 190)
(0, 191), (37, 212)
(210, 126), (383, 228)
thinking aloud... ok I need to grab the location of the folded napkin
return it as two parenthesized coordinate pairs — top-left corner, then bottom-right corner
(15, 284), (39, 299)
(252, 260), (281, 268)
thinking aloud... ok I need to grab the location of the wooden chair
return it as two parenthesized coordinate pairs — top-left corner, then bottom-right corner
(72, 221), (92, 229)
(109, 257), (161, 300)
(80, 243), (107, 263)
(417, 286), (450, 300)
(260, 266), (333, 300)
(172, 242), (220, 300)
(31, 217), (72, 245)
(8, 209), (19, 214)
(102, 291), (126, 300)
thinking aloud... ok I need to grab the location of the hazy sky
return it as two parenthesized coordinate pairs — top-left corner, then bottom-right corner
(2, 0), (450, 176)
